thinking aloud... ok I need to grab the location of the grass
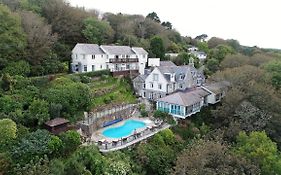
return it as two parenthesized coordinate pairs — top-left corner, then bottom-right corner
(89, 76), (136, 110)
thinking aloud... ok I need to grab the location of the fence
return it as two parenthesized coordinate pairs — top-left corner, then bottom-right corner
(79, 103), (140, 136)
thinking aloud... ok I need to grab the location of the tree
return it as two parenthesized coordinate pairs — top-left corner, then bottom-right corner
(0, 119), (17, 150)
(44, 77), (91, 120)
(265, 59), (281, 89)
(136, 129), (177, 175)
(0, 4), (26, 71)
(20, 10), (57, 62)
(2, 60), (31, 76)
(206, 58), (220, 73)
(82, 17), (114, 44)
(11, 129), (53, 165)
(161, 21), (172, 29)
(150, 36), (165, 59)
(64, 146), (107, 175)
(235, 131), (281, 175)
(196, 41), (209, 53)
(27, 99), (50, 126)
(60, 130), (81, 155)
(146, 12), (160, 23)
(195, 34), (208, 41)
(42, 0), (89, 45)
(172, 139), (260, 175)
(207, 37), (227, 49)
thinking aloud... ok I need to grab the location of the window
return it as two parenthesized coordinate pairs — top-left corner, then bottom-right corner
(75, 54), (78, 59)
(92, 55), (95, 59)
(143, 84), (146, 88)
(106, 65), (109, 69)
(126, 64), (130, 69)
(153, 74), (159, 81)
(92, 65), (95, 71)
(179, 84), (183, 88)
(101, 55), (103, 58)
(179, 74), (185, 80)
(83, 65), (87, 72)
(158, 84), (162, 89)
(150, 83), (153, 88)
(100, 65), (102, 69)
(83, 54), (85, 59)
(115, 55), (119, 59)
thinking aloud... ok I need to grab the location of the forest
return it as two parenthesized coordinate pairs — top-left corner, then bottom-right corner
(1, 0), (281, 174)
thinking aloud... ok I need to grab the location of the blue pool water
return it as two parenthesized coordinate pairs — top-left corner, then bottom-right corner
(102, 120), (146, 138)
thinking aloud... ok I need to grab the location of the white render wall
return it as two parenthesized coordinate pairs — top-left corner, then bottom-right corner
(145, 68), (168, 93)
(72, 53), (108, 73)
(71, 51), (148, 73)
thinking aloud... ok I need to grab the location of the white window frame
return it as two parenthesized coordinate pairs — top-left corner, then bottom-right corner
(153, 74), (159, 81)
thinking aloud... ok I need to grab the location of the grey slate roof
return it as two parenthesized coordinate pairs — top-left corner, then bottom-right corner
(132, 47), (148, 55)
(157, 87), (210, 106)
(158, 65), (198, 82)
(101, 45), (135, 55)
(203, 81), (230, 94)
(160, 61), (176, 67)
(72, 43), (105, 54)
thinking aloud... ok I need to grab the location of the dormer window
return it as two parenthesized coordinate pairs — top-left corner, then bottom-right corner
(115, 55), (119, 59)
(179, 74), (185, 80)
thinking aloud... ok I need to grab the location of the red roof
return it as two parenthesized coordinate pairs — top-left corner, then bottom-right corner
(45, 118), (69, 127)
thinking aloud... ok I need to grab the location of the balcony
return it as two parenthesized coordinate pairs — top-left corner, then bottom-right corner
(109, 58), (138, 63)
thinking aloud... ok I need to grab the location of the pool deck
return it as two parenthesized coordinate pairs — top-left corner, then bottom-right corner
(83, 117), (170, 152)
(99, 123), (170, 152)
(90, 117), (154, 142)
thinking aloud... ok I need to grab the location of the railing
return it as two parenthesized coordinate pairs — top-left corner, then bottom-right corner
(84, 123), (170, 152)
(109, 58), (138, 63)
(111, 67), (139, 72)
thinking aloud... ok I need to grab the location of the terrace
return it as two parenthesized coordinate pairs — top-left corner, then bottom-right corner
(83, 117), (170, 152)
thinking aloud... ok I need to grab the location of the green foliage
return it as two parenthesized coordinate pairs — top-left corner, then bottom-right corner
(0, 119), (17, 150)
(150, 36), (165, 59)
(2, 60), (31, 76)
(47, 135), (63, 157)
(0, 4), (26, 70)
(196, 41), (209, 53)
(27, 99), (50, 126)
(140, 110), (148, 117)
(173, 139), (260, 175)
(136, 129), (178, 175)
(64, 146), (107, 175)
(11, 129), (52, 165)
(146, 12), (161, 23)
(82, 17), (114, 44)
(12, 155), (50, 175)
(44, 77), (91, 120)
(265, 59), (281, 89)
(235, 131), (281, 175)
(59, 130), (81, 155)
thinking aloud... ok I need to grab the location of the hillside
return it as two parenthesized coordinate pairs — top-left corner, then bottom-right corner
(1, 0), (281, 175)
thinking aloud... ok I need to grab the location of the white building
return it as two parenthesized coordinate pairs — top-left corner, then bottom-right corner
(190, 51), (207, 61)
(133, 59), (205, 100)
(156, 81), (230, 119)
(71, 43), (148, 75)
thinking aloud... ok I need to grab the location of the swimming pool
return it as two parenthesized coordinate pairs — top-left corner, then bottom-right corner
(102, 120), (146, 138)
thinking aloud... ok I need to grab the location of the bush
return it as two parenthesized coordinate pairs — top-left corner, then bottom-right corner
(2, 60), (31, 76)
(60, 130), (81, 155)
(140, 110), (148, 117)
(80, 70), (110, 77)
